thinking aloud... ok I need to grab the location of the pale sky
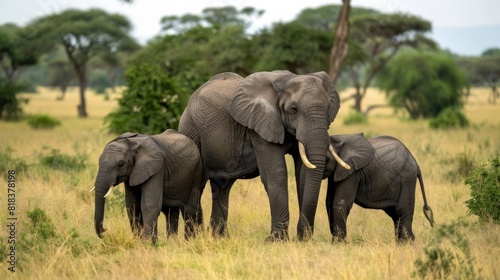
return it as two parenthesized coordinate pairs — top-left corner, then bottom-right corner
(1, 0), (499, 55)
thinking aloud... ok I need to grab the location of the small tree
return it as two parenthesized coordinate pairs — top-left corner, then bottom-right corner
(105, 64), (185, 134)
(378, 51), (469, 119)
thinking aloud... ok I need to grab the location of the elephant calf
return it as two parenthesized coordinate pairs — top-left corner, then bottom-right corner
(323, 133), (435, 242)
(92, 130), (203, 242)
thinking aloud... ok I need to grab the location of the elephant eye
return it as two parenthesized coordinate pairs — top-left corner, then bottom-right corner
(289, 102), (298, 113)
(117, 160), (125, 167)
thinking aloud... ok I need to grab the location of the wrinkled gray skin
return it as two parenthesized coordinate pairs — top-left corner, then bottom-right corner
(322, 134), (435, 242)
(94, 130), (203, 242)
(179, 71), (340, 241)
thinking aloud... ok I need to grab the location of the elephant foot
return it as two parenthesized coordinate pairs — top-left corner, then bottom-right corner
(265, 230), (289, 243)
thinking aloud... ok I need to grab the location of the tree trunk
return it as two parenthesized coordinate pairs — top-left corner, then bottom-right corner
(76, 68), (88, 118)
(329, 0), (351, 84)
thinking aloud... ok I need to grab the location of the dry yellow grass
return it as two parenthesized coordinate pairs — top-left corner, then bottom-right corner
(0, 86), (499, 279)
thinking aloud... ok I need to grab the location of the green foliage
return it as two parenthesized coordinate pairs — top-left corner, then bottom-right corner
(343, 111), (368, 125)
(429, 107), (469, 129)
(465, 156), (500, 223)
(0, 145), (28, 174)
(105, 64), (185, 134)
(27, 114), (61, 129)
(413, 219), (481, 279)
(379, 51), (469, 119)
(293, 4), (378, 31)
(25, 207), (57, 240)
(0, 79), (28, 120)
(0, 23), (38, 82)
(37, 147), (87, 171)
(253, 22), (331, 73)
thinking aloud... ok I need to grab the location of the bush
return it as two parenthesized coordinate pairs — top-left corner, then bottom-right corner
(38, 147), (87, 171)
(0, 79), (29, 120)
(413, 220), (481, 280)
(25, 207), (57, 240)
(343, 111), (368, 125)
(429, 107), (469, 129)
(27, 114), (61, 129)
(0, 145), (29, 174)
(105, 64), (185, 134)
(465, 156), (500, 223)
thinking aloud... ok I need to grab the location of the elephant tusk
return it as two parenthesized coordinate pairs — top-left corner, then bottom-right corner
(329, 144), (351, 170)
(89, 187), (95, 192)
(103, 187), (113, 198)
(299, 141), (316, 169)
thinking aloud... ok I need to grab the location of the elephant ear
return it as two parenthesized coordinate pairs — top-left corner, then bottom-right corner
(228, 71), (294, 144)
(308, 72), (340, 124)
(331, 133), (375, 182)
(127, 136), (164, 187)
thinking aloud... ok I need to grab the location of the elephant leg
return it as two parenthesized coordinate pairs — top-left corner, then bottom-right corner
(184, 174), (207, 239)
(125, 185), (143, 236)
(383, 207), (414, 242)
(210, 178), (235, 237)
(330, 176), (359, 242)
(393, 175), (417, 243)
(140, 173), (163, 243)
(162, 206), (179, 237)
(252, 138), (290, 241)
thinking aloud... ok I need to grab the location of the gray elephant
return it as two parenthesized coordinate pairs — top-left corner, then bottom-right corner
(91, 130), (203, 242)
(322, 133), (435, 242)
(179, 71), (349, 241)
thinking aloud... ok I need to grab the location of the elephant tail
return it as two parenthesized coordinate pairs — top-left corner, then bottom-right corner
(417, 169), (435, 228)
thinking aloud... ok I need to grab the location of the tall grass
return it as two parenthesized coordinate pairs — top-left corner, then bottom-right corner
(0, 87), (499, 279)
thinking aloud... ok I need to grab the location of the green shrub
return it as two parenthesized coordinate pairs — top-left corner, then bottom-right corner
(25, 207), (56, 240)
(27, 114), (61, 129)
(38, 147), (87, 171)
(0, 145), (28, 174)
(105, 64), (185, 134)
(413, 220), (481, 279)
(343, 111), (368, 125)
(429, 107), (469, 129)
(465, 156), (500, 223)
(0, 79), (29, 120)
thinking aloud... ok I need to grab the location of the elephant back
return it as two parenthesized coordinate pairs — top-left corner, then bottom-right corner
(369, 136), (411, 169)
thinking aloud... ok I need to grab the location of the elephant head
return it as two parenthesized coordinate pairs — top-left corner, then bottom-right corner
(92, 132), (164, 238)
(228, 70), (343, 239)
(325, 133), (376, 181)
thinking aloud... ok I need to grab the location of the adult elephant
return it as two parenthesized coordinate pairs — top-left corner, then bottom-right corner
(92, 130), (203, 242)
(179, 71), (348, 241)
(323, 134), (435, 242)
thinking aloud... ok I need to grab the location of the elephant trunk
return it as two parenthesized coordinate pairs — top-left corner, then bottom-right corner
(94, 170), (113, 238)
(297, 126), (329, 241)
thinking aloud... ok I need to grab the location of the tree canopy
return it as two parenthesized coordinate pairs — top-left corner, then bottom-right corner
(0, 23), (38, 82)
(378, 51), (469, 119)
(27, 8), (138, 117)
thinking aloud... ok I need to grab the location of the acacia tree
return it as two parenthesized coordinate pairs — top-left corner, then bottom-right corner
(344, 13), (435, 114)
(28, 9), (138, 117)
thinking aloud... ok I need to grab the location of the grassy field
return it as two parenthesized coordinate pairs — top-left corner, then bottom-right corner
(1, 86), (499, 279)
